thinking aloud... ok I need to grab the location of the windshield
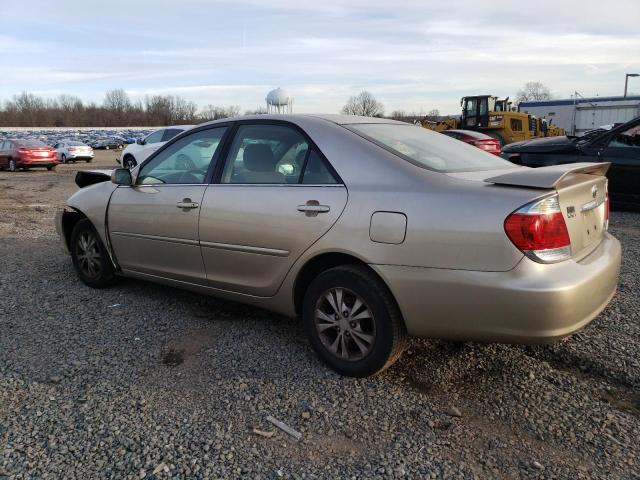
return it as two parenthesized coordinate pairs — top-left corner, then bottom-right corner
(347, 124), (516, 172)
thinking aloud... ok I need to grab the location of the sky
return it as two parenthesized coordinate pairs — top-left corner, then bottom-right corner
(1, 0), (639, 115)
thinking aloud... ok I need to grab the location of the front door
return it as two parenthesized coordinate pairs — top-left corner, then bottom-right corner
(108, 126), (229, 284)
(199, 122), (348, 296)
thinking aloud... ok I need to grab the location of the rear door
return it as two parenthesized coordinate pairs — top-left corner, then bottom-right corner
(108, 126), (229, 284)
(199, 121), (348, 296)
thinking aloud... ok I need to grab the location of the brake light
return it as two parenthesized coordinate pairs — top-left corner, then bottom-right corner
(504, 195), (571, 263)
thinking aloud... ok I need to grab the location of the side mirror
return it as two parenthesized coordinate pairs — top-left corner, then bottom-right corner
(136, 138), (145, 145)
(111, 168), (132, 186)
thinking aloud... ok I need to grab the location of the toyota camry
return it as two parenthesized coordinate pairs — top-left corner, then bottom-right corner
(56, 115), (621, 377)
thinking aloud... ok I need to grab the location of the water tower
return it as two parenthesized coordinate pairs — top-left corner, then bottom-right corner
(266, 87), (293, 114)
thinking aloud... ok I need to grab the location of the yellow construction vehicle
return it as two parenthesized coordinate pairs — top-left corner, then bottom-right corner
(420, 95), (565, 145)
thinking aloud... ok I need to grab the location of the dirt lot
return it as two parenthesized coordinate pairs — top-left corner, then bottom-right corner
(1, 153), (639, 479)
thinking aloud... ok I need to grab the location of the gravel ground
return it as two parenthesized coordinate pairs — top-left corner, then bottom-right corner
(1, 156), (639, 479)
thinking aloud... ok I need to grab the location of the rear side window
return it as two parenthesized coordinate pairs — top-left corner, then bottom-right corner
(162, 128), (184, 142)
(348, 123), (515, 173)
(221, 124), (309, 184)
(301, 150), (338, 184)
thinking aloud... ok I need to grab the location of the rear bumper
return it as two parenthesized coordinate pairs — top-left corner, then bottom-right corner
(18, 158), (59, 166)
(373, 232), (621, 343)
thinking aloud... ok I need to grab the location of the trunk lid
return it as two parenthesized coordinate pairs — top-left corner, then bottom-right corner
(484, 163), (610, 261)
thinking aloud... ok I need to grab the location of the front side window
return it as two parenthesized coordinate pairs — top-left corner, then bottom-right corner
(348, 123), (516, 173)
(137, 127), (227, 185)
(221, 124), (309, 184)
(145, 130), (164, 144)
(609, 125), (640, 149)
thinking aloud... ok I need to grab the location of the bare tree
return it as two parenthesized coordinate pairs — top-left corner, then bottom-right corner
(201, 104), (240, 121)
(103, 88), (132, 124)
(516, 82), (553, 104)
(244, 106), (268, 115)
(426, 109), (440, 121)
(341, 91), (384, 117)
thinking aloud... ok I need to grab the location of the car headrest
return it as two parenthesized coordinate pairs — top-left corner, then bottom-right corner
(243, 143), (276, 172)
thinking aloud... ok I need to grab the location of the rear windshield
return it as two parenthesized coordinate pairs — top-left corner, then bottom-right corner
(347, 123), (515, 173)
(16, 139), (47, 147)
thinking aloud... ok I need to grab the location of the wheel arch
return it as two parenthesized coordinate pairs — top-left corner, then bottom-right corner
(292, 252), (400, 318)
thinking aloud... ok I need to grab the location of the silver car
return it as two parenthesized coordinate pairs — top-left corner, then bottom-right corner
(56, 115), (621, 377)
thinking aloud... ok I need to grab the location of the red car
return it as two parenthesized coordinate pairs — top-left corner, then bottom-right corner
(441, 129), (501, 155)
(0, 139), (59, 171)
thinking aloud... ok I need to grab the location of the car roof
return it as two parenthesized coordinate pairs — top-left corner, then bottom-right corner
(197, 114), (407, 128)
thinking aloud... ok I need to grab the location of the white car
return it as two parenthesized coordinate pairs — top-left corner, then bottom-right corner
(54, 141), (94, 163)
(118, 126), (194, 169)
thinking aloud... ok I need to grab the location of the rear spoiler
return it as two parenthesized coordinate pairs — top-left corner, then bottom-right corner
(75, 169), (113, 188)
(485, 162), (610, 190)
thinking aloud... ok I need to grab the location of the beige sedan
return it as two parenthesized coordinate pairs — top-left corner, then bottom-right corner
(56, 115), (621, 377)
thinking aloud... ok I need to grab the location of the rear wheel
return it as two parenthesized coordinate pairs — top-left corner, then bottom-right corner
(8, 159), (16, 172)
(70, 219), (116, 288)
(302, 265), (407, 377)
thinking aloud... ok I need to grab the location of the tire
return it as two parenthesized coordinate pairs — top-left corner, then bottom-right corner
(8, 159), (16, 172)
(302, 264), (407, 377)
(85, 159), (92, 163)
(61, 154), (67, 164)
(122, 155), (137, 169)
(70, 219), (116, 288)
(105, 146), (110, 150)
(46, 166), (54, 171)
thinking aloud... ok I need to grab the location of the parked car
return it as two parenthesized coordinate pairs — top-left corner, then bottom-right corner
(55, 140), (94, 163)
(90, 137), (123, 150)
(56, 115), (621, 377)
(0, 138), (59, 171)
(502, 116), (640, 208)
(440, 129), (501, 155)
(117, 126), (194, 169)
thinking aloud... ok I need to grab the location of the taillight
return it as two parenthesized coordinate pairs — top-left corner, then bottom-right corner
(504, 194), (571, 263)
(474, 140), (501, 155)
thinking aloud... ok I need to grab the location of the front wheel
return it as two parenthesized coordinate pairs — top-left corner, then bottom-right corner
(302, 265), (407, 377)
(70, 219), (116, 288)
(122, 155), (137, 169)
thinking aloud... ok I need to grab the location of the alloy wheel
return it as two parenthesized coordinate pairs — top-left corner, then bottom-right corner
(314, 287), (376, 361)
(76, 231), (101, 278)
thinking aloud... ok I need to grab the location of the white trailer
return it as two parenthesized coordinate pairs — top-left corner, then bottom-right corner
(519, 95), (640, 136)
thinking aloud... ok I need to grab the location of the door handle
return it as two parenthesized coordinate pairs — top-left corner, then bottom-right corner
(176, 198), (199, 210)
(298, 200), (330, 217)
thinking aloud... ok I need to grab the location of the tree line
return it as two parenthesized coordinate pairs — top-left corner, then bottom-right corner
(0, 89), (258, 127)
(0, 82), (554, 127)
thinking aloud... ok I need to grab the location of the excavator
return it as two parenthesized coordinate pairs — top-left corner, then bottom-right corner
(419, 95), (565, 145)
